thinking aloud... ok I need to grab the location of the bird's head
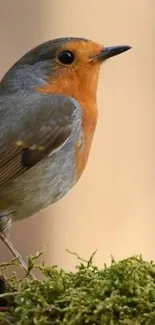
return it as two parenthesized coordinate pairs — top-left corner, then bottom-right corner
(1, 37), (131, 102)
(32, 37), (131, 100)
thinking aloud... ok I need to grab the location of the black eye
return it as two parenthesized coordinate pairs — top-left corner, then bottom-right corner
(58, 51), (75, 65)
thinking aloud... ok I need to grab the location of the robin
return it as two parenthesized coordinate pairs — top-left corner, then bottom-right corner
(0, 37), (131, 272)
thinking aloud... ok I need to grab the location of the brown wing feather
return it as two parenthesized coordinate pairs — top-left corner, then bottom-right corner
(0, 126), (71, 189)
(0, 93), (75, 189)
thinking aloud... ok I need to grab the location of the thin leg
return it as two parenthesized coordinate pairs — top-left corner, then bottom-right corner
(0, 234), (35, 280)
(0, 233), (27, 271)
(0, 214), (35, 280)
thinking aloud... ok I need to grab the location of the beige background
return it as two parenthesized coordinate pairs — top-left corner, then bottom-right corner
(0, 0), (154, 271)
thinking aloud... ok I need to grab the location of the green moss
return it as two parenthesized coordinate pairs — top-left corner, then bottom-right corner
(0, 252), (155, 325)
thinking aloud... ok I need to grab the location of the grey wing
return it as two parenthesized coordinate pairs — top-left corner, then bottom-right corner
(0, 92), (75, 189)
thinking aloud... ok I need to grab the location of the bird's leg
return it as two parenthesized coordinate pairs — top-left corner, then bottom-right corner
(0, 233), (30, 272)
(0, 214), (35, 279)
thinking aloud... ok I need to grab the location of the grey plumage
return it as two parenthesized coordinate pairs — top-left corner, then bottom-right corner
(0, 92), (83, 221)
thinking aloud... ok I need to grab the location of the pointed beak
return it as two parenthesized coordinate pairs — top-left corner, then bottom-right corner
(94, 45), (131, 62)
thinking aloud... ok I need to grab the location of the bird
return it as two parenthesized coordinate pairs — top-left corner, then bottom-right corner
(0, 37), (131, 273)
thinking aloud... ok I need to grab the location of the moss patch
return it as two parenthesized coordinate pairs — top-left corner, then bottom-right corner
(0, 252), (155, 324)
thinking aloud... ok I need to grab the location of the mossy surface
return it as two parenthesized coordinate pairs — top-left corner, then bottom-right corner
(0, 252), (155, 325)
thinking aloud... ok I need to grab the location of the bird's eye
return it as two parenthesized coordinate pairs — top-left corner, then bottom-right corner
(58, 51), (75, 65)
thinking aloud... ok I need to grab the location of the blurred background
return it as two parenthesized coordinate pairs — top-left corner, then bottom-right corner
(0, 0), (154, 271)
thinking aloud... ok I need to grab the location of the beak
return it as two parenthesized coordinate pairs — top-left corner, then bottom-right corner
(94, 45), (131, 61)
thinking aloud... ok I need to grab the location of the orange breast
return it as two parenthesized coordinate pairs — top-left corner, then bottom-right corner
(37, 62), (99, 181)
